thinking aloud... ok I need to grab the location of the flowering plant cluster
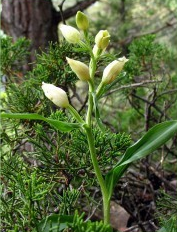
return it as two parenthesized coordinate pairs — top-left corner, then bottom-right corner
(43, 11), (128, 113)
(2, 11), (177, 230)
(41, 11), (128, 224)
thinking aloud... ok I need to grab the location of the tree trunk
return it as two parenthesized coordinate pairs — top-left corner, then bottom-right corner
(1, 0), (58, 63)
(1, 0), (98, 69)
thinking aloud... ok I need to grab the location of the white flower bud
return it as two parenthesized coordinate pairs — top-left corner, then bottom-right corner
(59, 25), (81, 44)
(66, 57), (90, 81)
(76, 11), (89, 31)
(102, 57), (128, 84)
(95, 30), (110, 50)
(42, 82), (69, 108)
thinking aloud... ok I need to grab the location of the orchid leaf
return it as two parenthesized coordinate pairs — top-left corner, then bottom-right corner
(1, 113), (81, 132)
(105, 121), (177, 199)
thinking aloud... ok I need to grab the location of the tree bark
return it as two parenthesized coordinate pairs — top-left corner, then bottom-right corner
(1, 0), (58, 62)
(1, 0), (97, 64)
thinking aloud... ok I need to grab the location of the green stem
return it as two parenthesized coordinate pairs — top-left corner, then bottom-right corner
(68, 105), (85, 124)
(67, 49), (111, 224)
(87, 55), (111, 224)
(89, 55), (96, 80)
(86, 81), (94, 126)
(84, 126), (110, 224)
(96, 82), (105, 99)
(86, 91), (93, 126)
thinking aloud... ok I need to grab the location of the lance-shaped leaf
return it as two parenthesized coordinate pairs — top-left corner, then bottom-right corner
(105, 120), (177, 199)
(1, 113), (81, 132)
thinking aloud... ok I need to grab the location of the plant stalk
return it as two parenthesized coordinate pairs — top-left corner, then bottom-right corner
(68, 105), (85, 124)
(69, 47), (111, 224)
(84, 126), (110, 224)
